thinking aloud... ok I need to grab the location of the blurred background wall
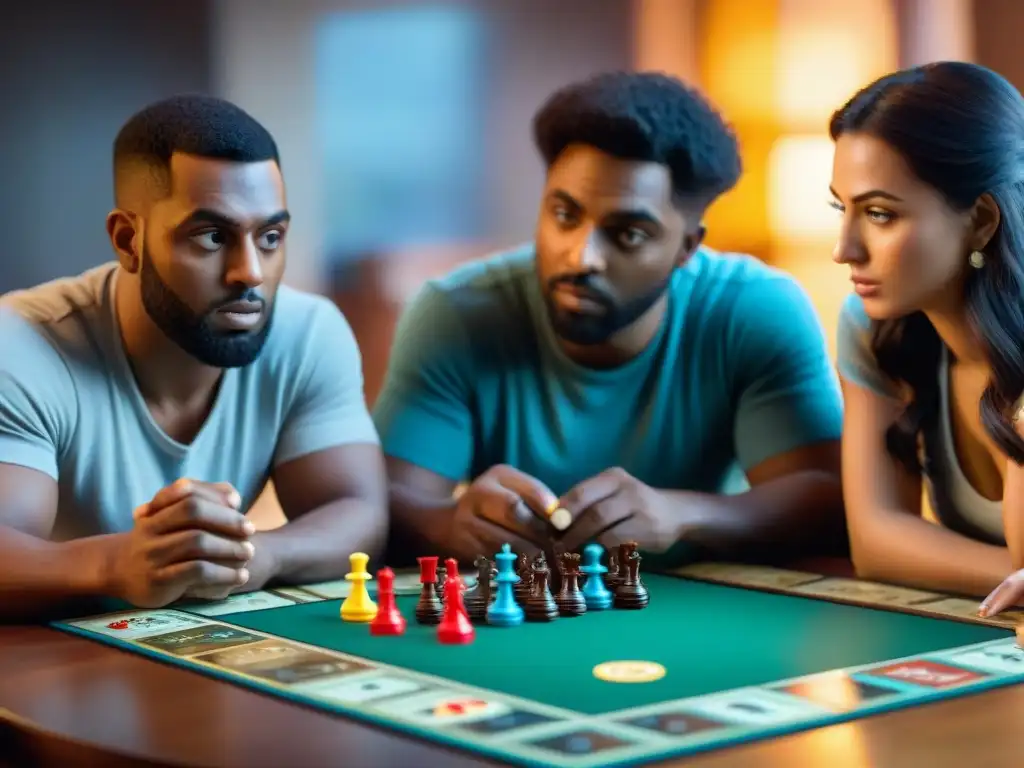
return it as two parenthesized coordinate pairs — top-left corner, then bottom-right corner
(1, 0), (1018, 526)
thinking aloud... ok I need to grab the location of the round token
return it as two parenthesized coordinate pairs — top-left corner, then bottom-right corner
(593, 660), (666, 683)
(549, 507), (572, 531)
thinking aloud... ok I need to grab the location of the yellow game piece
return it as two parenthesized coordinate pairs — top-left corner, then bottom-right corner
(340, 552), (378, 622)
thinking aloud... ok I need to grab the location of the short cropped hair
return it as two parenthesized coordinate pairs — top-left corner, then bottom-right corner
(112, 94), (280, 203)
(532, 71), (741, 208)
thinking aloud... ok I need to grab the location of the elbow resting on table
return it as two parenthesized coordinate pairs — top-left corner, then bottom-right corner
(847, 528), (890, 583)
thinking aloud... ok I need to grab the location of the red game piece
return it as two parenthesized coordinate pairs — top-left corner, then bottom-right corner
(370, 567), (406, 636)
(437, 559), (475, 644)
(418, 556), (439, 584)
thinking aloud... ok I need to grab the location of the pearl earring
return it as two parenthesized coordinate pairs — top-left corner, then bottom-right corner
(969, 250), (986, 269)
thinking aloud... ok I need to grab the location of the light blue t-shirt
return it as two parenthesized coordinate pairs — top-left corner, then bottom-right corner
(373, 244), (842, 499)
(0, 263), (379, 541)
(836, 293), (1004, 544)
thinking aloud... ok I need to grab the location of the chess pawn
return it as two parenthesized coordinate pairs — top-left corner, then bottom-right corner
(613, 542), (649, 609)
(579, 543), (613, 610)
(414, 556), (444, 625)
(437, 558), (475, 644)
(554, 552), (587, 617)
(525, 557), (559, 622)
(370, 567), (406, 635)
(340, 552), (378, 622)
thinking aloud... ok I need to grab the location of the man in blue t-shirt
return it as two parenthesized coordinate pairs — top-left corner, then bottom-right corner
(373, 72), (844, 566)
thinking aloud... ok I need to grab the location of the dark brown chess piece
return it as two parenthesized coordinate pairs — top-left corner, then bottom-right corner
(514, 551), (532, 603)
(546, 540), (566, 593)
(436, 563), (448, 601)
(613, 541), (649, 609)
(525, 553), (559, 621)
(414, 556), (444, 625)
(463, 555), (495, 622)
(605, 548), (623, 591)
(554, 552), (587, 617)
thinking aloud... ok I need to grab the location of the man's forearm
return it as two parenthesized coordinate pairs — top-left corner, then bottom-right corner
(388, 483), (459, 558)
(0, 525), (115, 622)
(662, 470), (846, 562)
(253, 498), (388, 586)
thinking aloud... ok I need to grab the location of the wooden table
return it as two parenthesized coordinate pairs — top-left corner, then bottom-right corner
(3, 561), (1023, 768)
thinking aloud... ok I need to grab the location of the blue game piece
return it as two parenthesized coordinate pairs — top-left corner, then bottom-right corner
(579, 543), (613, 610)
(486, 543), (525, 626)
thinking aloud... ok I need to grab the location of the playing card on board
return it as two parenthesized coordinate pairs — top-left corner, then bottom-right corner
(137, 624), (262, 656)
(186, 591), (299, 616)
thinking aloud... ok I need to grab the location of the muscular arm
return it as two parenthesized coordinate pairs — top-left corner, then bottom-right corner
(842, 378), (1011, 595)
(372, 284), (476, 560)
(672, 273), (846, 562)
(254, 443), (387, 586)
(660, 441), (845, 562)
(244, 298), (389, 587)
(0, 464), (118, 621)
(0, 314), (121, 621)
(384, 458), (460, 559)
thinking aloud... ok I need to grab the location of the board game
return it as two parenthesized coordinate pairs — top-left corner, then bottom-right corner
(51, 549), (1024, 768)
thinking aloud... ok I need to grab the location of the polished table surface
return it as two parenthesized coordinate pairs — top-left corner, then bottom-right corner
(2, 559), (1023, 768)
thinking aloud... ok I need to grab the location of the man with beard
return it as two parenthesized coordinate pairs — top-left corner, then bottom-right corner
(0, 95), (385, 620)
(374, 72), (845, 567)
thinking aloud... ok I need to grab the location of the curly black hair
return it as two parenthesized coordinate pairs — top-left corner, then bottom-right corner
(112, 94), (279, 202)
(532, 71), (741, 208)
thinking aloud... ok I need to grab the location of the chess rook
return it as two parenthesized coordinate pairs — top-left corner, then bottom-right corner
(613, 541), (650, 609)
(525, 553), (559, 622)
(414, 556), (444, 625)
(555, 552), (587, 617)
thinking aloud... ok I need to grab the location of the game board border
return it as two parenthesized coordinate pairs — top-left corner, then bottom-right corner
(668, 563), (1021, 629)
(49, 566), (1024, 768)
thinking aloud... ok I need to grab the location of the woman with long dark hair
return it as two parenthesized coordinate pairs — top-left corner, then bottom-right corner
(829, 60), (1024, 614)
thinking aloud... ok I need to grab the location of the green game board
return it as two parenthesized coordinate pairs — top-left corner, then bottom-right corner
(52, 567), (1024, 768)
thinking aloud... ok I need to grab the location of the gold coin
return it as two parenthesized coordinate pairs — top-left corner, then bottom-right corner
(593, 660), (666, 683)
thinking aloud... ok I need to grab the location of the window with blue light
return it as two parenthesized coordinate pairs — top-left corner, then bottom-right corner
(315, 6), (486, 260)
